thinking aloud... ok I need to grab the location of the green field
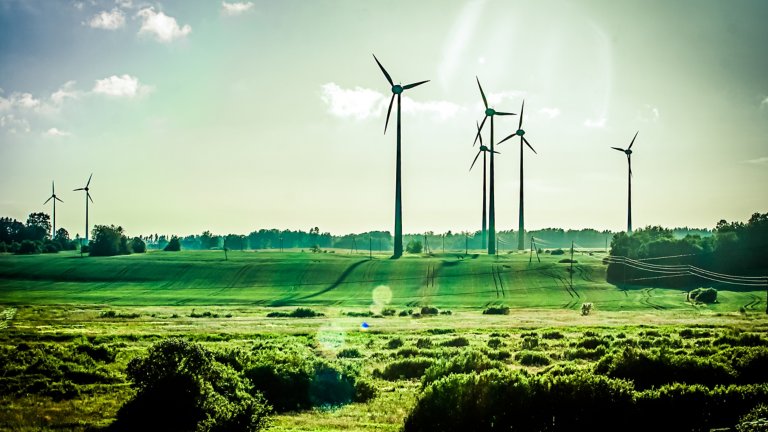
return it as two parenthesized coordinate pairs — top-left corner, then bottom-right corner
(0, 250), (764, 313)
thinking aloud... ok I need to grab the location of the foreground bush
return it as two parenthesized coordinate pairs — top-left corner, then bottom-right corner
(689, 287), (718, 304)
(482, 306), (510, 315)
(114, 338), (271, 432)
(266, 308), (324, 318)
(375, 358), (434, 381)
(422, 350), (504, 388)
(404, 368), (768, 432)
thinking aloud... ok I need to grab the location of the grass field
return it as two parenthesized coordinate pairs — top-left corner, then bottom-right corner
(1, 250), (767, 431)
(0, 250), (764, 313)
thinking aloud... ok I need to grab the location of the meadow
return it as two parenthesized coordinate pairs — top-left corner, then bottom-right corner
(1, 250), (767, 431)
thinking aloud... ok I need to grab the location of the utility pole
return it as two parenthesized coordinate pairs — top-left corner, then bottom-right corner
(280, 236), (283, 253)
(442, 234), (445, 254)
(369, 234), (372, 259)
(424, 233), (428, 254)
(570, 241), (574, 292)
(465, 233), (468, 255)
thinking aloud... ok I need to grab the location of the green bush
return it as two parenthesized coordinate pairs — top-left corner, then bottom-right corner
(353, 379), (378, 403)
(266, 308), (324, 318)
(131, 237), (147, 253)
(737, 404), (768, 432)
(406, 240), (423, 254)
(515, 350), (551, 366)
(714, 333), (768, 347)
(542, 330), (565, 340)
(487, 337), (504, 349)
(375, 358), (434, 381)
(482, 306), (510, 315)
(415, 338), (433, 349)
(16, 239), (40, 254)
(422, 350), (505, 388)
(441, 337), (469, 348)
(689, 287), (717, 304)
(337, 348), (363, 359)
(90, 225), (131, 256)
(164, 236), (181, 252)
(115, 338), (271, 432)
(386, 338), (405, 349)
(563, 346), (607, 361)
(420, 306), (439, 316)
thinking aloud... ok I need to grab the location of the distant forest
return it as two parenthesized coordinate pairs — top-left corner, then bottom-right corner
(0, 213), (714, 254)
(607, 212), (768, 288)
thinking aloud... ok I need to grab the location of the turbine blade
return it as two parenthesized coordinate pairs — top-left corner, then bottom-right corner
(495, 111), (516, 116)
(56, 197), (64, 203)
(73, 188), (84, 191)
(519, 100), (525, 129)
(52, 181), (55, 194)
(628, 131), (638, 150)
(474, 116), (487, 146)
(476, 76), (488, 109)
(493, 150), (501, 154)
(498, 132), (516, 145)
(474, 120), (484, 147)
(469, 151), (482, 171)
(86, 173), (93, 188)
(44, 196), (53, 205)
(372, 54), (393, 86)
(403, 80), (429, 90)
(384, 94), (395, 134)
(611, 147), (626, 152)
(523, 137), (537, 154)
(88, 193), (94, 204)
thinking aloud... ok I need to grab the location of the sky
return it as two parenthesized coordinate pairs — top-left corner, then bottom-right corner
(1, 0), (767, 238)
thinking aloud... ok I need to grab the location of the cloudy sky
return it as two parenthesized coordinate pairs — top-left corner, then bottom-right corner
(1, 0), (767, 238)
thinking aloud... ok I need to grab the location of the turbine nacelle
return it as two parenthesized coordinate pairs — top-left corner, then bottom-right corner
(392, 84), (403, 94)
(516, 129), (525, 136)
(485, 108), (496, 117)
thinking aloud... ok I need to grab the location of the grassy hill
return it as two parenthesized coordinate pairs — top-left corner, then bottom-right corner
(0, 250), (763, 312)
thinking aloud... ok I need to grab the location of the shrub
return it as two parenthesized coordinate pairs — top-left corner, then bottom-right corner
(90, 225), (131, 256)
(563, 346), (607, 361)
(737, 404), (768, 432)
(0, 242), (6, 253)
(487, 337), (504, 349)
(42, 242), (59, 253)
(689, 287), (717, 304)
(559, 258), (577, 263)
(542, 330), (565, 339)
(114, 338), (271, 432)
(483, 306), (510, 315)
(75, 343), (116, 363)
(164, 236), (181, 251)
(398, 309), (412, 317)
(99, 310), (141, 319)
(353, 379), (378, 403)
(679, 328), (712, 339)
(406, 240), (423, 254)
(422, 350), (505, 388)
(337, 348), (362, 359)
(420, 306), (439, 316)
(381, 308), (396, 316)
(714, 333), (768, 347)
(266, 308), (324, 318)
(131, 237), (147, 253)
(521, 336), (539, 350)
(550, 248), (565, 255)
(386, 338), (405, 349)
(581, 302), (593, 316)
(375, 358), (434, 381)
(16, 240), (40, 254)
(577, 337), (609, 350)
(415, 338), (433, 349)
(515, 350), (551, 366)
(441, 337), (469, 348)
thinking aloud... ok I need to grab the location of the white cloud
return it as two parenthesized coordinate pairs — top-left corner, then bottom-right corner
(320, 83), (384, 120)
(12, 93), (41, 109)
(44, 127), (72, 137)
(74, 2), (84, 10)
(0, 90), (9, 112)
(744, 156), (768, 165)
(137, 7), (191, 43)
(88, 9), (125, 29)
(637, 104), (660, 122)
(761, 97), (768, 109)
(538, 107), (561, 119)
(51, 81), (79, 105)
(584, 117), (607, 128)
(115, 0), (133, 9)
(0, 115), (31, 133)
(487, 90), (524, 107)
(92, 74), (152, 98)
(222, 1), (254, 16)
(402, 97), (463, 120)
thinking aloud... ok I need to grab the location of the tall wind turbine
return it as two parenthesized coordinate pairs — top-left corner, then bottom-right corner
(612, 131), (638, 233)
(43, 181), (63, 239)
(474, 77), (516, 255)
(470, 120), (499, 250)
(73, 174), (94, 245)
(373, 54), (429, 258)
(499, 100), (537, 250)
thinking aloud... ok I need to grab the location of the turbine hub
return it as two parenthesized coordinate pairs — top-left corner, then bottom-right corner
(626, 150), (632, 155)
(392, 85), (403, 94)
(480, 145), (489, 152)
(485, 108), (495, 116)
(516, 129), (525, 136)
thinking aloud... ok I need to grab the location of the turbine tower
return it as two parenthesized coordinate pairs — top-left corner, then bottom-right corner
(73, 174), (94, 245)
(474, 77), (516, 255)
(499, 100), (537, 250)
(43, 181), (63, 239)
(470, 120), (498, 250)
(373, 54), (429, 258)
(612, 131), (638, 233)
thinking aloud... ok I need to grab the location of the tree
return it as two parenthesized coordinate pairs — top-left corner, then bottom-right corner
(406, 239), (423, 254)
(0, 217), (24, 244)
(25, 212), (51, 242)
(54, 228), (76, 250)
(90, 225), (130, 257)
(16, 239), (41, 255)
(164, 236), (181, 252)
(131, 237), (147, 253)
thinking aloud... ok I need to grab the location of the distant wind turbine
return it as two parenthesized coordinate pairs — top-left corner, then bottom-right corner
(499, 100), (537, 250)
(73, 174), (94, 245)
(474, 77), (516, 255)
(612, 131), (638, 232)
(373, 54), (429, 258)
(469, 120), (499, 250)
(43, 181), (63, 239)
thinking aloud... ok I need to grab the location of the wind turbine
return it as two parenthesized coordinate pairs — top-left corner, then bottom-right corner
(611, 131), (638, 233)
(373, 54), (429, 258)
(499, 100), (537, 250)
(43, 181), (63, 239)
(474, 77), (516, 255)
(73, 174), (94, 245)
(469, 120), (499, 250)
